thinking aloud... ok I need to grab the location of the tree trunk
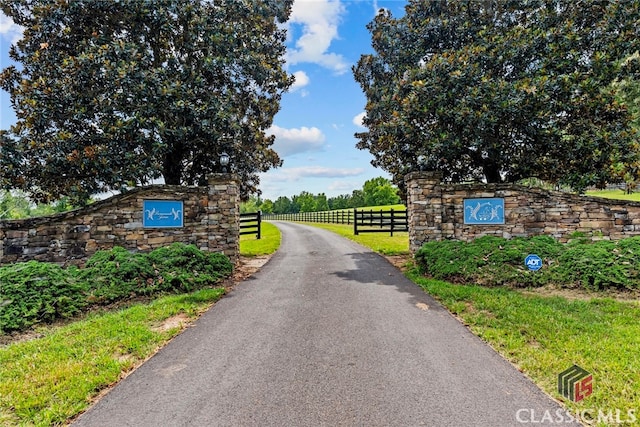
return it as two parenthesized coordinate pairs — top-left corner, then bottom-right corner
(482, 159), (502, 183)
(163, 146), (183, 185)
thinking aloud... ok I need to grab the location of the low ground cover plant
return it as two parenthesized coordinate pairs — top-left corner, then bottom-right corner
(0, 243), (233, 333)
(415, 235), (640, 290)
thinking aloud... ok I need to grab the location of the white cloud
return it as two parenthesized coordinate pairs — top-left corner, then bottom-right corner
(352, 112), (366, 128)
(328, 180), (358, 192)
(290, 70), (310, 95)
(0, 13), (23, 45)
(265, 166), (365, 182)
(286, 0), (349, 74)
(268, 124), (326, 156)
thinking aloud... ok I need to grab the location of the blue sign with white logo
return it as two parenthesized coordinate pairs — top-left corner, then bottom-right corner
(464, 198), (505, 225)
(525, 254), (543, 271)
(143, 200), (184, 228)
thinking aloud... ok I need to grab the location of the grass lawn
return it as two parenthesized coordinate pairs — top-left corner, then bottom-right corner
(586, 189), (640, 202)
(0, 288), (225, 426)
(3, 217), (639, 425)
(295, 221), (640, 423)
(240, 221), (281, 256)
(408, 273), (640, 422)
(283, 221), (410, 255)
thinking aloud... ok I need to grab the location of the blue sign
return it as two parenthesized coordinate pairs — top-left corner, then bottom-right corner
(143, 200), (184, 228)
(463, 198), (505, 224)
(525, 254), (543, 271)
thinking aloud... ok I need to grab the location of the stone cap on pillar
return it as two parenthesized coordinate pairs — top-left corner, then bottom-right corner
(404, 171), (443, 183)
(207, 173), (240, 185)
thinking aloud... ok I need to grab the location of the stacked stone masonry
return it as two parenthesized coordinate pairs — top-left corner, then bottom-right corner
(0, 174), (239, 265)
(405, 171), (640, 252)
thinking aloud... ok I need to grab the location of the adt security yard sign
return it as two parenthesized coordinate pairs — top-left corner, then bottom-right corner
(525, 254), (543, 271)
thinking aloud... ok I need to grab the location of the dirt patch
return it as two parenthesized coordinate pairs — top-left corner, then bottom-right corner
(383, 254), (413, 271)
(0, 329), (46, 347)
(218, 255), (272, 290)
(152, 312), (191, 332)
(415, 302), (429, 311)
(521, 286), (640, 303)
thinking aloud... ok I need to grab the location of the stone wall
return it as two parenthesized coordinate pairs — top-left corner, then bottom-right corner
(0, 174), (239, 265)
(405, 171), (640, 252)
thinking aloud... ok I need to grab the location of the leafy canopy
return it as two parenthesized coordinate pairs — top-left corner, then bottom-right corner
(0, 0), (293, 203)
(354, 0), (640, 194)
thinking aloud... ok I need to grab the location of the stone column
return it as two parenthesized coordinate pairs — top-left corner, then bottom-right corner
(207, 173), (240, 265)
(405, 171), (443, 253)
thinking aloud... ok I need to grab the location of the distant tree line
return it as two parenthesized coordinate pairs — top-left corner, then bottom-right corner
(240, 177), (401, 214)
(0, 190), (75, 219)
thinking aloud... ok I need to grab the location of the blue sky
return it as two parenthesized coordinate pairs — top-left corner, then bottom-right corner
(0, 0), (408, 202)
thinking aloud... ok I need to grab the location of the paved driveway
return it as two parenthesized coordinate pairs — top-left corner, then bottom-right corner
(73, 221), (580, 426)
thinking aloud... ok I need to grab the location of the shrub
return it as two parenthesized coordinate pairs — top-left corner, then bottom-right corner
(0, 261), (87, 333)
(417, 235), (640, 290)
(81, 244), (233, 303)
(415, 235), (564, 287)
(555, 237), (640, 290)
(0, 244), (232, 333)
(147, 243), (233, 292)
(80, 247), (158, 304)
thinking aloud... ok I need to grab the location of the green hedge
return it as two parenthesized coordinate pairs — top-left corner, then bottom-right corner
(415, 235), (640, 290)
(0, 243), (232, 333)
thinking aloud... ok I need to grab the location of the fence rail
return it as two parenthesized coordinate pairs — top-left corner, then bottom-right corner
(240, 211), (261, 239)
(264, 210), (355, 224)
(264, 208), (408, 236)
(353, 208), (408, 236)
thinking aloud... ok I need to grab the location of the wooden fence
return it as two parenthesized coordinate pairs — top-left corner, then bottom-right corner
(265, 210), (354, 224)
(240, 211), (261, 239)
(353, 208), (408, 236)
(264, 208), (408, 236)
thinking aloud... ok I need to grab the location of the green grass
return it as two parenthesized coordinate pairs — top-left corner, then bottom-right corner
(586, 189), (640, 202)
(299, 222), (409, 255)
(408, 271), (640, 423)
(0, 288), (225, 426)
(292, 217), (640, 422)
(355, 204), (406, 211)
(4, 211), (638, 426)
(240, 221), (281, 256)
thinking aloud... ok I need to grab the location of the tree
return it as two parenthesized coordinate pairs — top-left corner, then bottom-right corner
(315, 193), (329, 212)
(612, 55), (640, 193)
(240, 195), (262, 214)
(0, 189), (74, 219)
(273, 196), (293, 214)
(350, 189), (365, 208)
(0, 0), (293, 204)
(294, 191), (316, 213)
(328, 194), (351, 210)
(260, 199), (274, 214)
(354, 0), (640, 195)
(362, 176), (400, 206)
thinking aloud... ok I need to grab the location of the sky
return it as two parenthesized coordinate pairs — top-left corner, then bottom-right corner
(0, 0), (408, 202)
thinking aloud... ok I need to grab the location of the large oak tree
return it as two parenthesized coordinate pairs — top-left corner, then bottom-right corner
(354, 0), (640, 195)
(0, 0), (293, 203)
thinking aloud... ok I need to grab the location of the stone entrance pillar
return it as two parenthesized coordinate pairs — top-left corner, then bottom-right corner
(207, 173), (240, 265)
(404, 171), (443, 253)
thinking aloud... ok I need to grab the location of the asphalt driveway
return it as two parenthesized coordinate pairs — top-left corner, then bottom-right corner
(73, 221), (580, 426)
